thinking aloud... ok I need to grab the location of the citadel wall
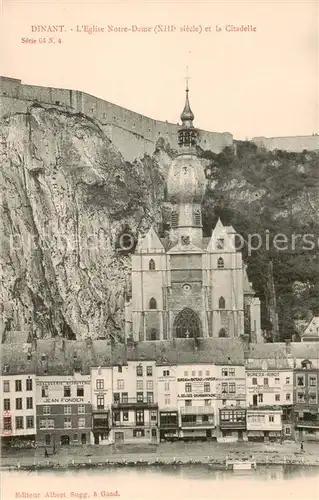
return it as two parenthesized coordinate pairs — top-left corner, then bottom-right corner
(2, 76), (317, 159)
(0, 76), (232, 161)
(252, 135), (319, 153)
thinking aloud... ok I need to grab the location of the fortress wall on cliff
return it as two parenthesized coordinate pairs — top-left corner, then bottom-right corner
(0, 76), (232, 161)
(252, 135), (319, 153)
(2, 76), (317, 158)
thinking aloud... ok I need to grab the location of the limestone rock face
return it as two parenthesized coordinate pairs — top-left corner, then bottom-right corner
(0, 104), (164, 340)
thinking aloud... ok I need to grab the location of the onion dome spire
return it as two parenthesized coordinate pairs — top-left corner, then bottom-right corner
(178, 67), (198, 148)
(180, 68), (194, 128)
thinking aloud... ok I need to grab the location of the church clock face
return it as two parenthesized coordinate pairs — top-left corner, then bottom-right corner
(182, 283), (192, 293)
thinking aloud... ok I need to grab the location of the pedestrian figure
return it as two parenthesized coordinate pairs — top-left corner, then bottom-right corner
(44, 448), (49, 458)
(300, 442), (304, 452)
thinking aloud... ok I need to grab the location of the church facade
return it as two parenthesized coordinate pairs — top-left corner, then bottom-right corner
(124, 87), (261, 343)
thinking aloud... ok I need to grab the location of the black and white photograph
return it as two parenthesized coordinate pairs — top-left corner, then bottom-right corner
(1, 1), (318, 499)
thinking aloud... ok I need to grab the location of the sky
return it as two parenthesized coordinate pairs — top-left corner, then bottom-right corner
(1, 0), (318, 139)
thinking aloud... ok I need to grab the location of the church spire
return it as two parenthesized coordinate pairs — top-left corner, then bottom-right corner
(180, 66), (195, 128)
(178, 69), (199, 149)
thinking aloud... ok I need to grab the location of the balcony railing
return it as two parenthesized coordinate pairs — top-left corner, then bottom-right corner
(112, 398), (158, 408)
(181, 421), (215, 428)
(219, 421), (246, 429)
(296, 420), (319, 428)
(112, 421), (156, 427)
(93, 421), (109, 429)
(159, 422), (178, 428)
(92, 408), (110, 414)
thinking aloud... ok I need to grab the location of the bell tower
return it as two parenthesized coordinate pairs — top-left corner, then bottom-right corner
(166, 79), (207, 247)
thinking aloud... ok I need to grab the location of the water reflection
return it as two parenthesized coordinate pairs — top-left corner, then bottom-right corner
(2, 465), (319, 500)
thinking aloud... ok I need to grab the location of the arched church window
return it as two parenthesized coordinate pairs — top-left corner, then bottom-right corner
(194, 210), (201, 226)
(150, 328), (157, 341)
(219, 296), (226, 309)
(149, 259), (155, 271)
(217, 257), (224, 269)
(149, 297), (157, 310)
(174, 308), (201, 339)
(171, 211), (178, 228)
(218, 328), (227, 338)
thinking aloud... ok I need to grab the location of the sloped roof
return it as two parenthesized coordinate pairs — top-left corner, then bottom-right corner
(301, 316), (319, 340)
(35, 339), (115, 375)
(1, 337), (246, 375)
(245, 343), (290, 369)
(1, 343), (36, 375)
(246, 343), (288, 358)
(246, 358), (290, 370)
(289, 342), (319, 360)
(1, 330), (31, 344)
(294, 319), (309, 336)
(243, 265), (255, 295)
(148, 338), (245, 366)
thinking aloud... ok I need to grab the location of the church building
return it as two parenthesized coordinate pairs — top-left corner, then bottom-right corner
(124, 85), (261, 343)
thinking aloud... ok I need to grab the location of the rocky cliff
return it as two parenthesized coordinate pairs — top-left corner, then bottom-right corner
(1, 105), (318, 341)
(0, 104), (165, 341)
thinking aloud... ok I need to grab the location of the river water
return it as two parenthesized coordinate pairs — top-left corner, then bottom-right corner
(2, 466), (319, 500)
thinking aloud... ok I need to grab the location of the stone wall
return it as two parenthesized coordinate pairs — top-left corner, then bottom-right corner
(252, 135), (319, 152)
(0, 76), (233, 161)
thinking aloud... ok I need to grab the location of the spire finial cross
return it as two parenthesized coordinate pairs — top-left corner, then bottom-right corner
(184, 65), (191, 91)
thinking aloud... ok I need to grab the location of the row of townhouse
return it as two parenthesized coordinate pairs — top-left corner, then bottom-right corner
(1, 337), (319, 447)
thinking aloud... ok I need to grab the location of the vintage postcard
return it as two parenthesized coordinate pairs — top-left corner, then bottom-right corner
(1, 1), (318, 499)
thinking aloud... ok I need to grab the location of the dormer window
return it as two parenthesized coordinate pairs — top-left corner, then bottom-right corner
(217, 257), (224, 269)
(301, 359), (312, 369)
(27, 352), (32, 360)
(41, 354), (47, 361)
(149, 259), (155, 271)
(3, 364), (9, 373)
